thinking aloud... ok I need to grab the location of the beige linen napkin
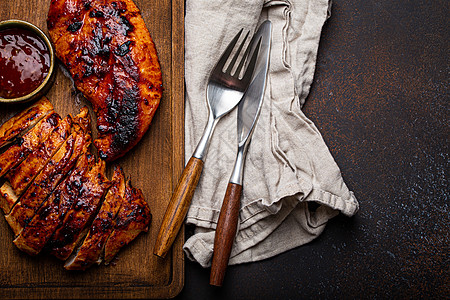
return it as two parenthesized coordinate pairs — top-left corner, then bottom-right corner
(183, 0), (359, 267)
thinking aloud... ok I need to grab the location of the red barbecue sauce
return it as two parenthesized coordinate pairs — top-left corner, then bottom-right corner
(0, 28), (50, 98)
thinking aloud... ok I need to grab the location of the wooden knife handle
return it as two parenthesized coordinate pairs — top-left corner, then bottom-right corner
(154, 156), (204, 258)
(210, 182), (243, 286)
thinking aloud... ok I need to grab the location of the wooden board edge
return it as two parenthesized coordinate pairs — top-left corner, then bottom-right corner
(164, 0), (185, 297)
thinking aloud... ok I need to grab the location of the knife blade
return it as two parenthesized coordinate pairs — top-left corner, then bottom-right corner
(210, 20), (272, 287)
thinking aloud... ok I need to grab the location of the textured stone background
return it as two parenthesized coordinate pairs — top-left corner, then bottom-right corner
(177, 1), (448, 299)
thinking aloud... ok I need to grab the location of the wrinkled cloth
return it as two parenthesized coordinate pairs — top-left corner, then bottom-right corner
(183, 0), (359, 267)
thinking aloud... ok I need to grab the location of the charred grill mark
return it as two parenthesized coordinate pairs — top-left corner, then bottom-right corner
(79, 23), (111, 79)
(15, 137), (24, 146)
(103, 35), (112, 45)
(119, 16), (134, 36)
(109, 88), (139, 152)
(115, 41), (132, 57)
(47, 113), (60, 127)
(91, 24), (108, 57)
(39, 204), (53, 219)
(104, 96), (121, 135)
(116, 54), (139, 81)
(67, 21), (83, 32)
(53, 193), (61, 205)
(83, 66), (93, 78)
(82, 0), (91, 10)
(89, 10), (104, 18)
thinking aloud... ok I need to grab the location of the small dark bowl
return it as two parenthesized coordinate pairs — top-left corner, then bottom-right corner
(0, 19), (56, 104)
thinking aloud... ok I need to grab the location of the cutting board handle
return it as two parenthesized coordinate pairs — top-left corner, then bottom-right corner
(154, 156), (204, 258)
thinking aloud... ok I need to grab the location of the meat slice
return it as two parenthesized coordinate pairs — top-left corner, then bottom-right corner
(47, 0), (163, 161)
(0, 182), (17, 214)
(12, 153), (94, 255)
(48, 159), (110, 260)
(0, 97), (53, 148)
(0, 112), (59, 178)
(4, 116), (71, 196)
(0, 108), (90, 216)
(5, 128), (91, 236)
(64, 166), (126, 270)
(104, 178), (151, 264)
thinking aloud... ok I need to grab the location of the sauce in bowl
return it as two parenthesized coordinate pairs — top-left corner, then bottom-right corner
(0, 27), (51, 99)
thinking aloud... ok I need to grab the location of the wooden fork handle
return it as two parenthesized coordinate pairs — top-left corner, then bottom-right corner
(210, 182), (243, 286)
(154, 156), (204, 258)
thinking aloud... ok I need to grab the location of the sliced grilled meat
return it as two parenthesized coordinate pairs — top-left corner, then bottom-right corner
(104, 178), (151, 264)
(0, 108), (90, 216)
(5, 116), (71, 196)
(47, 0), (163, 161)
(6, 130), (91, 236)
(0, 182), (17, 214)
(65, 166), (126, 270)
(48, 159), (110, 260)
(0, 97), (53, 148)
(13, 153), (94, 255)
(0, 112), (59, 178)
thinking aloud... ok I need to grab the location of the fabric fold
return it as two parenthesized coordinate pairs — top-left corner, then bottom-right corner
(183, 0), (359, 267)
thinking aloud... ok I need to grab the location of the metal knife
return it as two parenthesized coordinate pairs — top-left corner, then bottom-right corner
(210, 20), (272, 287)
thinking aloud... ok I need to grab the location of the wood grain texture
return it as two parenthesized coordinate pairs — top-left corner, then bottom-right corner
(210, 182), (242, 287)
(154, 156), (204, 258)
(0, 0), (184, 298)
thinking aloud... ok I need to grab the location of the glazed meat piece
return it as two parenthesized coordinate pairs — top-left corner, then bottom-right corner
(13, 154), (94, 255)
(64, 166), (126, 270)
(3, 117), (71, 236)
(0, 108), (90, 216)
(0, 182), (17, 214)
(0, 112), (59, 178)
(0, 97), (53, 148)
(71, 106), (92, 134)
(47, 0), (163, 161)
(48, 159), (110, 260)
(104, 178), (151, 264)
(6, 132), (88, 236)
(4, 115), (71, 196)
(5, 111), (91, 236)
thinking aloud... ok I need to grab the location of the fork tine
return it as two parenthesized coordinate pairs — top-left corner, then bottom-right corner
(240, 37), (262, 83)
(235, 31), (263, 79)
(213, 28), (243, 72)
(225, 31), (250, 75)
(233, 36), (252, 79)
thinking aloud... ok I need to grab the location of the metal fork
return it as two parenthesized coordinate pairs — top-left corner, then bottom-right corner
(154, 29), (261, 258)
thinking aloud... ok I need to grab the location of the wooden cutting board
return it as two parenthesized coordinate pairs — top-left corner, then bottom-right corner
(0, 0), (184, 298)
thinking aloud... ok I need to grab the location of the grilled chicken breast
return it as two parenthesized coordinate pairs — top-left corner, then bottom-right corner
(64, 166), (126, 270)
(0, 112), (59, 178)
(104, 178), (151, 264)
(0, 108), (90, 215)
(47, 0), (163, 161)
(5, 116), (71, 196)
(5, 110), (91, 236)
(1, 99), (152, 269)
(13, 153), (95, 255)
(7, 132), (89, 237)
(0, 97), (53, 148)
(48, 159), (110, 260)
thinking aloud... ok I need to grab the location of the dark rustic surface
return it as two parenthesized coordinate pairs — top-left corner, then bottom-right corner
(176, 0), (448, 299)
